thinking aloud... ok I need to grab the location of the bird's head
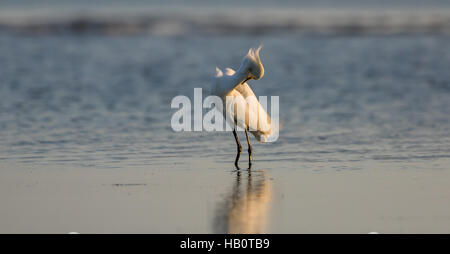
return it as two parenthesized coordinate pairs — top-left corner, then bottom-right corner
(242, 45), (264, 81)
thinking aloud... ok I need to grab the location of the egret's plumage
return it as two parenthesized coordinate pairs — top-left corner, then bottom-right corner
(222, 67), (273, 142)
(211, 46), (273, 167)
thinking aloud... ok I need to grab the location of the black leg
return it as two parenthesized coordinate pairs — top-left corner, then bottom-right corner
(244, 127), (252, 167)
(233, 129), (242, 168)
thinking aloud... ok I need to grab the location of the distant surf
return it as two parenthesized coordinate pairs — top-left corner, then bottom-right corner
(1, 7), (450, 35)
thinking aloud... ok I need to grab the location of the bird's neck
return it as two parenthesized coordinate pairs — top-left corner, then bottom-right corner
(227, 65), (250, 91)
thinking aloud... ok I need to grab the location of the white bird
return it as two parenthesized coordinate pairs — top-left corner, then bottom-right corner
(211, 46), (273, 168)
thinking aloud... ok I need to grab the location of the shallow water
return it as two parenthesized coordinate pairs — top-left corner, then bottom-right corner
(1, 34), (449, 169)
(0, 33), (450, 233)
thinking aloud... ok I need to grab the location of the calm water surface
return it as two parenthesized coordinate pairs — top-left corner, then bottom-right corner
(0, 33), (449, 233)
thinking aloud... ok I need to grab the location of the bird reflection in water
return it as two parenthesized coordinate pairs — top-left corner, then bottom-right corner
(213, 168), (272, 233)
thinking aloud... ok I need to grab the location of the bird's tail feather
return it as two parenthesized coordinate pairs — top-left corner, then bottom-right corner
(251, 122), (280, 143)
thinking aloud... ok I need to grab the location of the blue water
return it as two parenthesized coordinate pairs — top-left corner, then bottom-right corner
(0, 33), (449, 170)
(1, 2), (450, 233)
(2, 0), (450, 8)
(2, 1), (450, 36)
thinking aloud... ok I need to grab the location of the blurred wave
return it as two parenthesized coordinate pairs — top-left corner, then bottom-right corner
(1, 8), (450, 35)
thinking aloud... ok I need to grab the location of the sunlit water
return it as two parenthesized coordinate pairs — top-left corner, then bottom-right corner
(1, 31), (450, 233)
(1, 34), (449, 168)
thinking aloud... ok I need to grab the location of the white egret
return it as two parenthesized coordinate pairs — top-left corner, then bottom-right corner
(211, 46), (273, 168)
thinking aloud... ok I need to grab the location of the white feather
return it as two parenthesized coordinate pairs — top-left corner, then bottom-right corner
(223, 68), (273, 142)
(211, 46), (273, 143)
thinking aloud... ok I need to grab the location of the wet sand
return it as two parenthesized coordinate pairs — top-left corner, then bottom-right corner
(1, 160), (449, 233)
